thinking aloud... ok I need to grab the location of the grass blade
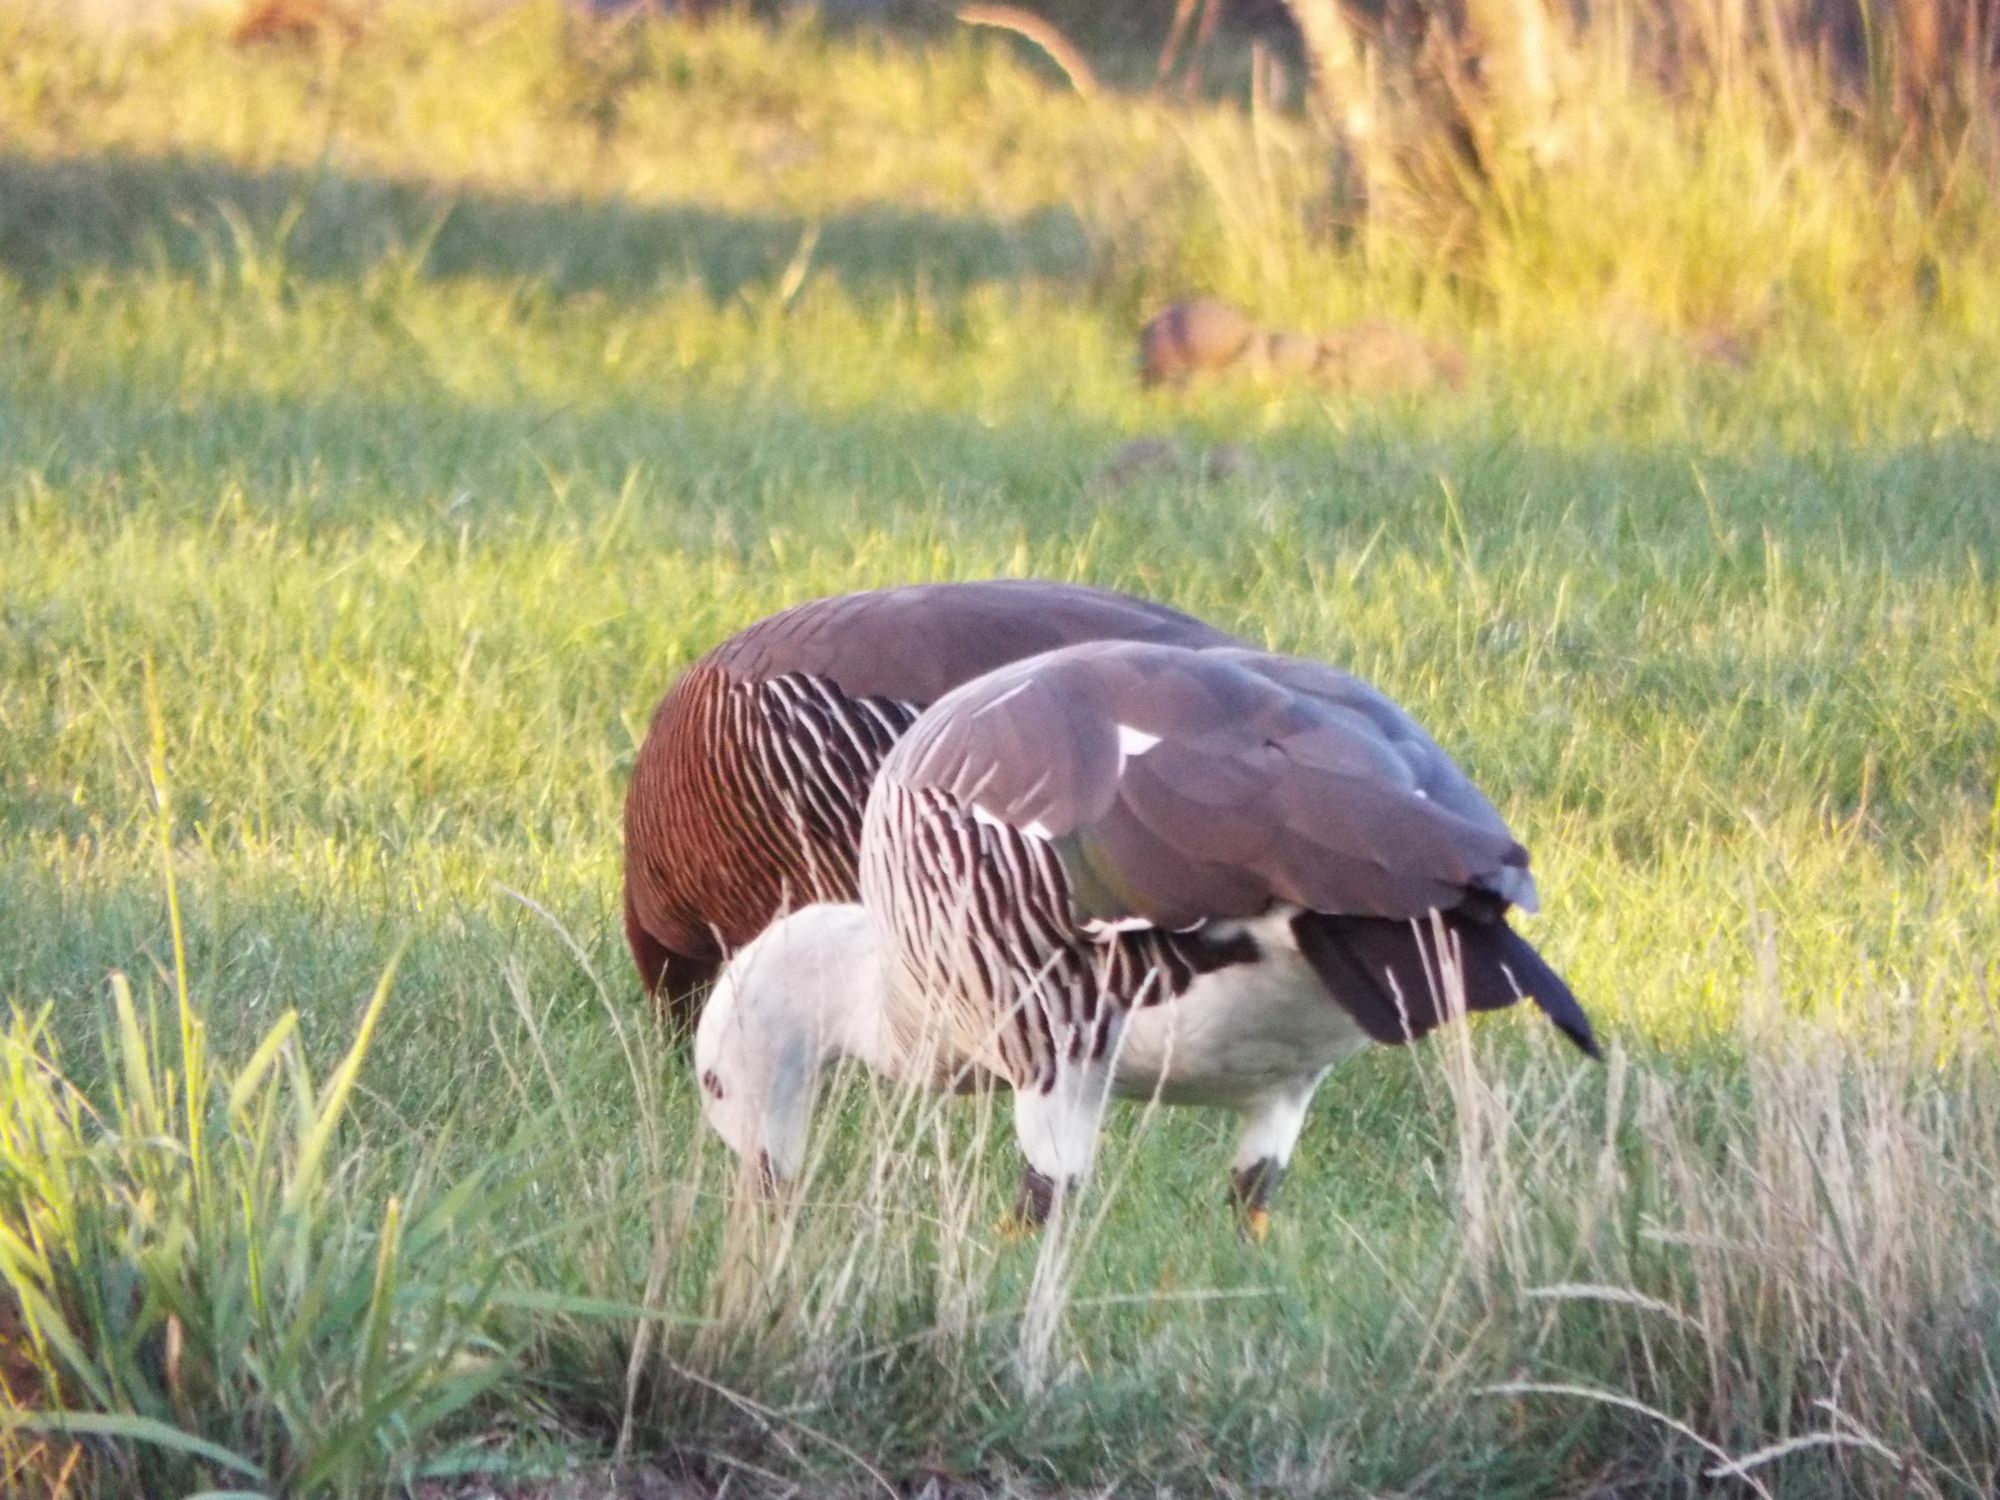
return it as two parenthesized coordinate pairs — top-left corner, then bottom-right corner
(286, 946), (403, 1214)
(0, 1411), (267, 1480)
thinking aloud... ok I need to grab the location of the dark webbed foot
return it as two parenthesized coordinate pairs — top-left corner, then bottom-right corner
(1228, 1158), (1284, 1243)
(997, 1166), (1062, 1240)
(1017, 1165), (1059, 1225)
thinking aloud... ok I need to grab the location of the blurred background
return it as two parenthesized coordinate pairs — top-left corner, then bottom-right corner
(16, 0), (2000, 387)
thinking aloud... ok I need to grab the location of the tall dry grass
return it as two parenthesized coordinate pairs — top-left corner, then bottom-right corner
(1433, 931), (2000, 1497)
(523, 917), (2000, 1495)
(1108, 0), (2000, 352)
(1277, 0), (1999, 221)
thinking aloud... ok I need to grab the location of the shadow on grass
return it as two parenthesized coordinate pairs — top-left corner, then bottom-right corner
(0, 853), (635, 1102)
(12, 362), (2000, 576)
(0, 149), (1092, 301)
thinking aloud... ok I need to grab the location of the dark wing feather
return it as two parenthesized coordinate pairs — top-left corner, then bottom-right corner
(1292, 912), (1599, 1057)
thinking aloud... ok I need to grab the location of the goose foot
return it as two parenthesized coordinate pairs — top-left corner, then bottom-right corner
(1229, 1158), (1283, 1244)
(1007, 1164), (1059, 1235)
(994, 1210), (1037, 1243)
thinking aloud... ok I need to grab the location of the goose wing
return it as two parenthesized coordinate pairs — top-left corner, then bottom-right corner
(890, 641), (1534, 931)
(886, 640), (1598, 1057)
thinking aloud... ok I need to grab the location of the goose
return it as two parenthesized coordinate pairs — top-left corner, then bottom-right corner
(624, 581), (1239, 1020)
(693, 640), (1598, 1236)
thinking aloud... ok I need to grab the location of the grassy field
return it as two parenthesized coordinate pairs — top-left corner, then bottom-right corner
(3, 3), (1999, 1495)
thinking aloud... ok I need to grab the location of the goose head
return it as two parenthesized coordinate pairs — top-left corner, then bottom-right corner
(692, 902), (882, 1188)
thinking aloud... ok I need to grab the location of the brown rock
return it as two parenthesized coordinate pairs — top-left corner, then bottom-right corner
(1090, 437), (1262, 491)
(1687, 325), (1754, 370)
(1201, 442), (1257, 481)
(231, 0), (361, 45)
(1137, 298), (1467, 396)
(1137, 299), (1261, 386)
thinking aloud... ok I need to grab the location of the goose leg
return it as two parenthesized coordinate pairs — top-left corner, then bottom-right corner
(1228, 1074), (1326, 1242)
(1009, 1060), (1113, 1230)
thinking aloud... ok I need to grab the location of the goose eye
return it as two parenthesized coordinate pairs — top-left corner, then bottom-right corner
(700, 1069), (726, 1101)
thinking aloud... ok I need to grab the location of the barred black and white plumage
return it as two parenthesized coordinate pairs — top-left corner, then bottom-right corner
(693, 640), (1599, 1238)
(863, 781), (1254, 1092)
(622, 582), (1239, 1020)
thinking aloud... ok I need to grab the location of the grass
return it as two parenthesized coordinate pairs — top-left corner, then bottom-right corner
(2, 1), (1998, 1494)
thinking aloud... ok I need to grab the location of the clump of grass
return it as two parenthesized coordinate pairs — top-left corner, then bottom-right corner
(0, 974), (519, 1498)
(1435, 947), (2000, 1497)
(0, 727), (514, 1498)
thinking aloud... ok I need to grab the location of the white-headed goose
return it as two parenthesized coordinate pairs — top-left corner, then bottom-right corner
(693, 641), (1598, 1236)
(624, 582), (1239, 1020)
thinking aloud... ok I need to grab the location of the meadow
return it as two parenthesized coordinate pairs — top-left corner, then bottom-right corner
(2, 2), (1999, 1495)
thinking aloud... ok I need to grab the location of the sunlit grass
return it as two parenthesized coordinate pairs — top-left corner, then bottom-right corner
(1, 2), (1998, 1494)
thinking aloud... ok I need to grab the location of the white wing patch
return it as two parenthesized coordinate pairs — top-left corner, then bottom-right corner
(1082, 913), (1162, 937)
(1114, 723), (1162, 775)
(1116, 724), (1162, 757)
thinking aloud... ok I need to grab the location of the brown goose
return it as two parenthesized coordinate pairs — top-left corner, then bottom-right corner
(623, 582), (1240, 1020)
(693, 641), (1597, 1236)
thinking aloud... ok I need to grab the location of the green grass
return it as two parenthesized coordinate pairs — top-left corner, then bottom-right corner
(2, 3), (1999, 1495)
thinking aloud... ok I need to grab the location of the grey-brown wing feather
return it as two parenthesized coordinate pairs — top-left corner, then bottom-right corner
(710, 580), (1241, 703)
(888, 641), (1534, 932)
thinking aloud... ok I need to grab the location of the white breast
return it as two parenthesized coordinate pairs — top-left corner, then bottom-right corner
(1110, 912), (1373, 1108)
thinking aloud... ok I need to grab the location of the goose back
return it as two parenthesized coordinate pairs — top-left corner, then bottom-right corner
(623, 582), (1239, 1015)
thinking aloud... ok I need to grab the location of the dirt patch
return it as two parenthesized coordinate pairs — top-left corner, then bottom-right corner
(1090, 436), (1263, 492)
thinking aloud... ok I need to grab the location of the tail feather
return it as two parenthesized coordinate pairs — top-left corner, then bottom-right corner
(1291, 910), (1599, 1059)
